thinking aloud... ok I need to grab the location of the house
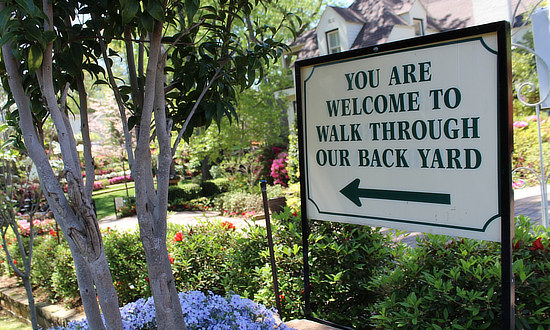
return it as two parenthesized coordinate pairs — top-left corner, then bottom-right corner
(282, 0), (542, 126)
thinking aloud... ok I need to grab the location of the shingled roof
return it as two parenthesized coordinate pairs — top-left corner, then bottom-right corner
(292, 0), (540, 60)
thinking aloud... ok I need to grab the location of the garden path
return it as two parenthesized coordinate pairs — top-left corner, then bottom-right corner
(98, 187), (547, 235)
(98, 210), (255, 231)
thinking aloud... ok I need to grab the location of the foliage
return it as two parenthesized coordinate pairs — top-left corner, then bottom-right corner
(4, 214), (549, 328)
(209, 178), (230, 193)
(252, 209), (400, 326)
(108, 175), (134, 185)
(286, 128), (300, 184)
(284, 183), (301, 212)
(367, 216), (550, 329)
(53, 291), (289, 330)
(214, 191), (263, 215)
(50, 243), (80, 306)
(512, 114), (550, 186)
(103, 229), (150, 305)
(512, 31), (539, 117)
(513, 215), (550, 328)
(199, 181), (220, 197)
(168, 184), (202, 204)
(169, 222), (244, 295)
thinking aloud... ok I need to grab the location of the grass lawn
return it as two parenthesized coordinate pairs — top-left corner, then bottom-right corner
(93, 183), (135, 220)
(92, 179), (192, 220)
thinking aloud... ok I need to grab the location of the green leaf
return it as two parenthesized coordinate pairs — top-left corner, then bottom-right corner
(185, 0), (199, 21)
(0, 6), (14, 34)
(27, 44), (43, 73)
(122, 0), (140, 24)
(15, 0), (40, 17)
(140, 11), (154, 32)
(42, 30), (56, 44)
(146, 1), (164, 22)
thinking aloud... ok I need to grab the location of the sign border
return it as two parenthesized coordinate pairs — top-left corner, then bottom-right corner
(300, 36), (500, 233)
(295, 21), (513, 328)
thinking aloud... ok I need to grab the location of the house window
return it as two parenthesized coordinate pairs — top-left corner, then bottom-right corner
(413, 18), (424, 36)
(326, 29), (341, 54)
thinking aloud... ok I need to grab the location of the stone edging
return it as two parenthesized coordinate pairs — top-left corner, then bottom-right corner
(0, 278), (85, 328)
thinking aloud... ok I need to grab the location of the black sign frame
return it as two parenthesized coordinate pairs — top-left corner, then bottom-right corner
(295, 21), (513, 329)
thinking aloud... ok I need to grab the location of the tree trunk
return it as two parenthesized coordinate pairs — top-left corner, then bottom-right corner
(131, 25), (187, 328)
(1, 24), (123, 330)
(72, 253), (106, 330)
(22, 276), (38, 329)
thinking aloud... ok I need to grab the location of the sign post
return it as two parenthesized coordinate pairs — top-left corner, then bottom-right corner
(295, 21), (513, 328)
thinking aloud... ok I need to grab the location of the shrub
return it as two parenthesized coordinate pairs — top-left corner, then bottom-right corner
(368, 215), (550, 329)
(214, 191), (263, 214)
(31, 235), (61, 295)
(51, 243), (80, 306)
(512, 114), (550, 187)
(200, 181), (219, 197)
(93, 181), (105, 191)
(168, 221), (244, 296)
(103, 229), (150, 305)
(210, 178), (230, 193)
(168, 184), (201, 203)
(270, 153), (289, 186)
(251, 209), (400, 327)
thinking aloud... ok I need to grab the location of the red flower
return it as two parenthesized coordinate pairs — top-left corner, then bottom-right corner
(13, 260), (17, 265)
(49, 229), (57, 237)
(279, 294), (285, 301)
(222, 221), (236, 230)
(530, 238), (545, 251)
(145, 277), (149, 283)
(169, 254), (174, 264)
(292, 212), (298, 217)
(173, 232), (183, 242)
(513, 241), (520, 250)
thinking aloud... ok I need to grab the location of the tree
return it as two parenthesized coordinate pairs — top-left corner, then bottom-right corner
(0, 0), (292, 328)
(0, 140), (41, 329)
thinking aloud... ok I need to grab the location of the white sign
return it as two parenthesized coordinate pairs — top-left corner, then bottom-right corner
(297, 29), (510, 241)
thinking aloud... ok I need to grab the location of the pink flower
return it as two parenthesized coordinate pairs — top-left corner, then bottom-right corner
(526, 115), (538, 122)
(513, 121), (528, 128)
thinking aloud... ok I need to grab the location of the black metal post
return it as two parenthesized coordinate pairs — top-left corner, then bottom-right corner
(260, 180), (282, 316)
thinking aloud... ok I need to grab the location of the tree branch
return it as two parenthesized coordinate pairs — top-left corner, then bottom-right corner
(96, 22), (135, 170)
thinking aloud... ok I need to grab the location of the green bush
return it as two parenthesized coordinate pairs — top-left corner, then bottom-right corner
(512, 115), (550, 186)
(368, 215), (550, 329)
(3, 213), (547, 329)
(103, 229), (150, 305)
(210, 178), (230, 193)
(200, 181), (219, 197)
(214, 191), (263, 214)
(31, 235), (60, 293)
(513, 215), (550, 328)
(168, 221), (246, 295)
(51, 242), (80, 306)
(251, 209), (400, 327)
(168, 183), (201, 203)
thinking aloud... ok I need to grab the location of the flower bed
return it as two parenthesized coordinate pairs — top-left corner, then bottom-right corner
(52, 291), (289, 330)
(109, 175), (133, 185)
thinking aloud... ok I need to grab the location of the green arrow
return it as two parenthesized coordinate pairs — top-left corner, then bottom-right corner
(340, 178), (451, 207)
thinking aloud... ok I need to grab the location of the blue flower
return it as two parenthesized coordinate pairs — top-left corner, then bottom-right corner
(50, 291), (292, 330)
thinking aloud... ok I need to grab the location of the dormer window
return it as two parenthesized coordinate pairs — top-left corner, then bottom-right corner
(413, 18), (425, 36)
(326, 29), (341, 54)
